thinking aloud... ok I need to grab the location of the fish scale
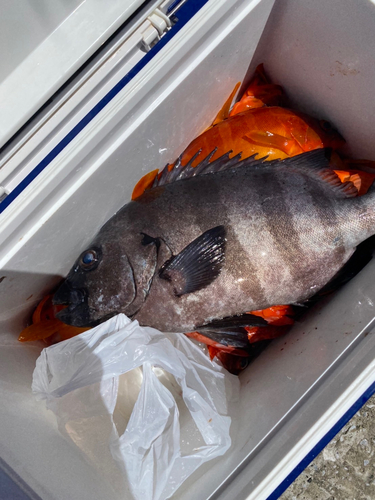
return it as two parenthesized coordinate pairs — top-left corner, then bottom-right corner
(133, 170), (356, 330)
(54, 149), (375, 333)
(251, 170), (307, 292)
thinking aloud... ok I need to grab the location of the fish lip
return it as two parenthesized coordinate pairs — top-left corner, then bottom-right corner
(55, 305), (115, 328)
(55, 303), (92, 327)
(53, 281), (117, 327)
(53, 281), (92, 326)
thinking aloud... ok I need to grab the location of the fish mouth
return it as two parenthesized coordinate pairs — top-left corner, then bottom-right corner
(54, 303), (90, 327)
(56, 304), (116, 328)
(53, 281), (91, 327)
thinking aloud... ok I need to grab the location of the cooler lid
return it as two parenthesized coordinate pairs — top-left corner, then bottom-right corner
(0, 0), (184, 206)
(0, 0), (151, 149)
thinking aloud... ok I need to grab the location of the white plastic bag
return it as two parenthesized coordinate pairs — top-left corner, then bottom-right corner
(32, 314), (239, 500)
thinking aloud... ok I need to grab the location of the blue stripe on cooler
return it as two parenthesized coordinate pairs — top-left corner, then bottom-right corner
(0, 0), (209, 215)
(267, 379), (375, 500)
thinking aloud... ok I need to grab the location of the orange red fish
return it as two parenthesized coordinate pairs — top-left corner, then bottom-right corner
(18, 295), (88, 345)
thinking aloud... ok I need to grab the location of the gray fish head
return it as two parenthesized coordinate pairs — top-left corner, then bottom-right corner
(53, 240), (137, 327)
(53, 204), (162, 327)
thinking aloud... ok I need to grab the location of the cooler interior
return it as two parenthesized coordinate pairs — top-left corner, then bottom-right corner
(1, 0), (375, 499)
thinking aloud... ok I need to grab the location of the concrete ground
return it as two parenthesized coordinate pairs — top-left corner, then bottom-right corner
(280, 393), (375, 500)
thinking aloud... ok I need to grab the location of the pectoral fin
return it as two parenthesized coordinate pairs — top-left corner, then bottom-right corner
(159, 226), (226, 296)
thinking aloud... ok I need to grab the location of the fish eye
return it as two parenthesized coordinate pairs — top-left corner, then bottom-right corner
(79, 249), (100, 270)
(319, 120), (333, 132)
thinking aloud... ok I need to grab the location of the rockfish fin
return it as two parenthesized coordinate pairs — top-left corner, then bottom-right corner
(194, 313), (268, 349)
(154, 146), (326, 189)
(199, 313), (268, 329)
(256, 148), (358, 198)
(159, 225), (226, 296)
(155, 148), (357, 198)
(154, 149), (261, 187)
(315, 169), (358, 198)
(195, 326), (250, 350)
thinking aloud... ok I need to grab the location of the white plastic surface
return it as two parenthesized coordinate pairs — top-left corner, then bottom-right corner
(0, 0), (147, 148)
(249, 0), (375, 161)
(1, 0), (375, 499)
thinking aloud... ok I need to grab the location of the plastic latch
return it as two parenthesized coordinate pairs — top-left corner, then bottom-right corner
(142, 24), (160, 52)
(149, 8), (172, 34)
(142, 8), (172, 52)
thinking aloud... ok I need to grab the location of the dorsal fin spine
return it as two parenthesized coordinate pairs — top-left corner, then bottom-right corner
(142, 147), (357, 200)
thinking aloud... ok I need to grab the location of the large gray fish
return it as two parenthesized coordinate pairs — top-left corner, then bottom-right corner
(53, 148), (374, 338)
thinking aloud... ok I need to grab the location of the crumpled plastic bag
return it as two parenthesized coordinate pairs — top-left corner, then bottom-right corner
(32, 314), (239, 500)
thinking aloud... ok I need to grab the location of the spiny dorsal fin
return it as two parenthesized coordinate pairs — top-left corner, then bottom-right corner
(153, 148), (358, 199)
(317, 169), (358, 198)
(270, 149), (358, 198)
(153, 149), (263, 188)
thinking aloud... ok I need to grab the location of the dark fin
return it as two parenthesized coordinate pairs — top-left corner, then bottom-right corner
(152, 148), (265, 188)
(264, 148), (358, 198)
(196, 327), (250, 350)
(317, 169), (358, 198)
(267, 146), (332, 169)
(194, 313), (269, 351)
(159, 226), (226, 296)
(195, 319), (291, 351)
(238, 148), (357, 198)
(151, 147), (356, 198)
(156, 149), (217, 187)
(154, 147), (331, 190)
(199, 312), (268, 329)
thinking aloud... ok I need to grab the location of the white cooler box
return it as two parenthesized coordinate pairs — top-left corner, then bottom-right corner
(1, 0), (375, 499)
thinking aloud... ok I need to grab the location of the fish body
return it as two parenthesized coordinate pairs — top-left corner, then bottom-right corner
(132, 154), (368, 330)
(54, 149), (375, 332)
(179, 107), (345, 166)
